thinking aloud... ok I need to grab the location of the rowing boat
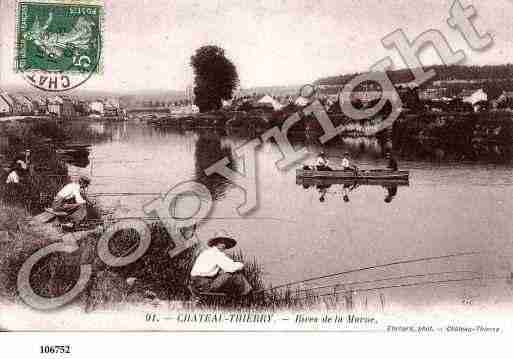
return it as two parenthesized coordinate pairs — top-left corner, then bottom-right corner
(296, 177), (409, 186)
(296, 168), (410, 181)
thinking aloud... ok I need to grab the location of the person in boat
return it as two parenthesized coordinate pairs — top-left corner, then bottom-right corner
(341, 152), (358, 174)
(190, 236), (252, 297)
(316, 152), (332, 171)
(49, 175), (91, 229)
(386, 152), (398, 171)
(383, 184), (398, 203)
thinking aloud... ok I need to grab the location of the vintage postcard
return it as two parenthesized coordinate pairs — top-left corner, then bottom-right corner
(0, 0), (512, 339)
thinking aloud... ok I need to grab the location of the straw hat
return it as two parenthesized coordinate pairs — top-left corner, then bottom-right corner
(79, 175), (91, 185)
(207, 236), (237, 249)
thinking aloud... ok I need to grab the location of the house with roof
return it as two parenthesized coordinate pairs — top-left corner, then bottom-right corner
(89, 100), (104, 115)
(13, 94), (34, 114)
(48, 96), (64, 116)
(1, 93), (22, 114)
(0, 93), (12, 115)
(61, 96), (76, 118)
(9, 95), (24, 114)
(458, 89), (488, 112)
(104, 98), (121, 116)
(257, 95), (283, 111)
(493, 91), (513, 110)
(461, 89), (488, 111)
(31, 95), (48, 115)
(459, 89), (487, 103)
(419, 87), (448, 100)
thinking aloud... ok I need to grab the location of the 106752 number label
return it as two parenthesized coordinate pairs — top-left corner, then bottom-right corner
(40, 346), (71, 354)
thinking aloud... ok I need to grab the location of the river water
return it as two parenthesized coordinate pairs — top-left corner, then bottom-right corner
(68, 121), (513, 310)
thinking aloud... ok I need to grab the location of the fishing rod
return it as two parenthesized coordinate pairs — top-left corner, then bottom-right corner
(84, 215), (297, 224)
(289, 274), (507, 302)
(286, 269), (480, 295)
(89, 192), (164, 197)
(258, 250), (481, 293)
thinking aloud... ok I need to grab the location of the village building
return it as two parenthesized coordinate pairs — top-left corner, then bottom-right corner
(104, 98), (121, 117)
(13, 94), (34, 114)
(3, 93), (23, 114)
(419, 87), (448, 100)
(493, 91), (513, 110)
(0, 94), (12, 115)
(24, 95), (39, 114)
(294, 96), (309, 106)
(460, 88), (487, 103)
(47, 96), (63, 116)
(89, 101), (105, 115)
(61, 97), (77, 118)
(32, 96), (48, 115)
(257, 94), (283, 111)
(460, 88), (488, 112)
(73, 100), (89, 116)
(347, 90), (401, 104)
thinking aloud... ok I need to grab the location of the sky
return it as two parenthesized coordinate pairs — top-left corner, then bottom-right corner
(1, 0), (513, 92)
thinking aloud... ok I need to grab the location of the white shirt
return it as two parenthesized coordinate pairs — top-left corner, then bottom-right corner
(56, 183), (86, 204)
(317, 157), (329, 166)
(6, 171), (19, 184)
(190, 247), (244, 277)
(16, 160), (27, 170)
(341, 158), (350, 168)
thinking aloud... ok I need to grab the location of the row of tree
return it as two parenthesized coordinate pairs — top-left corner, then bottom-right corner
(315, 64), (513, 87)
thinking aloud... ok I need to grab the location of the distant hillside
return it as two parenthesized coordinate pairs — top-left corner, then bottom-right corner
(316, 64), (513, 86)
(315, 64), (513, 99)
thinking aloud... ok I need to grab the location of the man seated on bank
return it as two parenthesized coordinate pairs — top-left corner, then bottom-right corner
(48, 175), (91, 229)
(386, 152), (398, 171)
(4, 161), (25, 201)
(190, 236), (252, 297)
(316, 152), (332, 171)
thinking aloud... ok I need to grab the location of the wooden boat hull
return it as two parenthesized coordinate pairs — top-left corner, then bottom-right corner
(296, 177), (409, 187)
(296, 168), (410, 181)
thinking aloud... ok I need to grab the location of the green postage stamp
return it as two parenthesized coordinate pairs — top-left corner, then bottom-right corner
(15, 0), (103, 91)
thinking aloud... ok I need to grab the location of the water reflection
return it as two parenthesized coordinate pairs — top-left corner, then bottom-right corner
(194, 131), (234, 200)
(394, 138), (513, 164)
(57, 148), (90, 168)
(298, 178), (407, 204)
(384, 184), (398, 203)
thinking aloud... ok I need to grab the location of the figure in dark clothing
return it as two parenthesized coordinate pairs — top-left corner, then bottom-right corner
(386, 152), (398, 171)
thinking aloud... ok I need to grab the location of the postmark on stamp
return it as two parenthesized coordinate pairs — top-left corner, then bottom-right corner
(15, 0), (103, 91)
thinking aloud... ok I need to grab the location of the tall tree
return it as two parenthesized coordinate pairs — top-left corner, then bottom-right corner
(190, 45), (239, 113)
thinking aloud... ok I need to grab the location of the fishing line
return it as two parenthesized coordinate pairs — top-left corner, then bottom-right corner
(259, 250), (481, 293)
(287, 270), (480, 295)
(290, 274), (507, 302)
(83, 216), (297, 224)
(89, 192), (165, 197)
